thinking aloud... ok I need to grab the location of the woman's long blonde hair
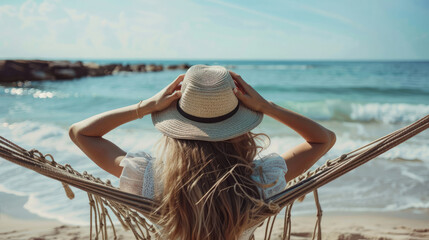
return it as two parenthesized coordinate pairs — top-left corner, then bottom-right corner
(152, 132), (270, 240)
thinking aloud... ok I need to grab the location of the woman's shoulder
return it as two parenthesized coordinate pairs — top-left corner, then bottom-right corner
(251, 153), (288, 199)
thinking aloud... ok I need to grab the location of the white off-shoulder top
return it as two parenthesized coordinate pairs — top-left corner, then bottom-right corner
(119, 151), (288, 240)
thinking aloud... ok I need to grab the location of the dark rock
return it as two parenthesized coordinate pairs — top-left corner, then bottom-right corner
(168, 64), (190, 70)
(49, 61), (88, 80)
(30, 69), (54, 80)
(104, 64), (119, 74)
(0, 60), (32, 82)
(84, 62), (105, 77)
(167, 65), (179, 70)
(53, 68), (76, 79)
(130, 65), (139, 72)
(109, 63), (150, 73)
(111, 64), (136, 74)
(122, 64), (132, 72)
(178, 63), (190, 69)
(0, 60), (56, 82)
(130, 64), (146, 72)
(112, 65), (122, 74)
(138, 64), (147, 72)
(30, 66), (54, 79)
(146, 64), (156, 72)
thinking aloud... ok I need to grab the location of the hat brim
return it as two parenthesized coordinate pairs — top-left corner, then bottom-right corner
(151, 101), (263, 141)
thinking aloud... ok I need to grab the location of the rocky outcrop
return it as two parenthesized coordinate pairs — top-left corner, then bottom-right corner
(0, 60), (190, 83)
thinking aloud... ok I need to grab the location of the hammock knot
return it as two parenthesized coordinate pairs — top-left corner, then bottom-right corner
(28, 149), (44, 161)
(326, 159), (335, 167)
(297, 195), (306, 202)
(64, 164), (75, 174)
(27, 149), (34, 157)
(106, 179), (112, 186)
(43, 153), (56, 165)
(340, 154), (347, 161)
(314, 167), (321, 174)
(27, 149), (38, 157)
(83, 171), (92, 179)
(266, 201), (281, 212)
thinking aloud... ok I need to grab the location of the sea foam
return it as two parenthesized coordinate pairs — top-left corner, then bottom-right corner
(287, 100), (429, 124)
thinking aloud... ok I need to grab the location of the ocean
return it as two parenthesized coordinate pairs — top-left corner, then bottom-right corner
(0, 60), (428, 225)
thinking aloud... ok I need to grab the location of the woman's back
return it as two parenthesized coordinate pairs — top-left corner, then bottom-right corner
(119, 139), (288, 240)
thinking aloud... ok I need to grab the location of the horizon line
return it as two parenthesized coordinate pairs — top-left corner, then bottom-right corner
(1, 58), (429, 62)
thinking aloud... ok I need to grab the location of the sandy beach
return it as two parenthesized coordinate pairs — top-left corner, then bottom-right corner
(1, 213), (428, 239)
(1, 191), (428, 240)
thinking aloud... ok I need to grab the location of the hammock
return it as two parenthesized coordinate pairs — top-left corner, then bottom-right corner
(0, 115), (427, 240)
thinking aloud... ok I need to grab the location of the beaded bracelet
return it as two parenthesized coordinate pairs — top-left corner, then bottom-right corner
(136, 100), (143, 119)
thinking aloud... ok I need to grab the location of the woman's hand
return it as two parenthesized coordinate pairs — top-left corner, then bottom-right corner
(139, 74), (184, 116)
(68, 74), (184, 178)
(230, 70), (336, 182)
(229, 71), (270, 113)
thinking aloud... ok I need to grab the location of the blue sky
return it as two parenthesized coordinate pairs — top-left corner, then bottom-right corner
(0, 0), (428, 60)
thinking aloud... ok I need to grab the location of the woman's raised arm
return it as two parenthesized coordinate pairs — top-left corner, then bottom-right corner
(69, 74), (183, 177)
(230, 71), (336, 181)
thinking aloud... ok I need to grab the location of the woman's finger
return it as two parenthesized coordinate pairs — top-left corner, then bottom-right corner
(229, 71), (248, 87)
(233, 88), (249, 103)
(232, 72), (259, 97)
(174, 84), (182, 91)
(167, 74), (185, 92)
(232, 80), (244, 93)
(233, 80), (246, 92)
(230, 71), (255, 95)
(233, 79), (242, 88)
(167, 90), (182, 100)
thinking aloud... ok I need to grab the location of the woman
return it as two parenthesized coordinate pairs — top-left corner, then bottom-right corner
(69, 65), (336, 240)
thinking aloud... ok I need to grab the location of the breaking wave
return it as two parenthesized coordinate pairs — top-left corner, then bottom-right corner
(287, 100), (429, 124)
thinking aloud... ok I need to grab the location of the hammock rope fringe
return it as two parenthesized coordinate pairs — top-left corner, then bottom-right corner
(0, 115), (427, 240)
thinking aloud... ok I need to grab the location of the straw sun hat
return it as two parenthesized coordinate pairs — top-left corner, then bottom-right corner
(152, 65), (263, 141)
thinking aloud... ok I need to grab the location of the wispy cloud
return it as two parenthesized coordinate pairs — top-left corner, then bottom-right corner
(206, 0), (337, 36)
(206, 0), (306, 29)
(64, 8), (87, 21)
(297, 3), (367, 32)
(0, 4), (15, 17)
